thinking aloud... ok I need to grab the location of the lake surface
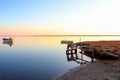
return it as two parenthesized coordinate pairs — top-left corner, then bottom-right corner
(0, 36), (120, 80)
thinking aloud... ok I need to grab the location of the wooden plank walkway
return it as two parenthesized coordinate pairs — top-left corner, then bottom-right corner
(66, 41), (120, 61)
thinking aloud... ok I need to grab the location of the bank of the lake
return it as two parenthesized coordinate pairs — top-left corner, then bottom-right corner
(55, 60), (120, 80)
(55, 41), (120, 80)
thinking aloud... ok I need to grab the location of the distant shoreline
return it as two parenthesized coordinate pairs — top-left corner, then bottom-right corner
(1, 35), (120, 37)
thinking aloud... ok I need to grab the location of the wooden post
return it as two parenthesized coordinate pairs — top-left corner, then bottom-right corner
(81, 49), (84, 64)
(91, 48), (94, 62)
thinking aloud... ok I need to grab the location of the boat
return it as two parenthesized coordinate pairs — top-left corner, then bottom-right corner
(3, 37), (13, 41)
(3, 37), (13, 47)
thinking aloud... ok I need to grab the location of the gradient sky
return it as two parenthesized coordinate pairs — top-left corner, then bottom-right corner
(0, 0), (120, 35)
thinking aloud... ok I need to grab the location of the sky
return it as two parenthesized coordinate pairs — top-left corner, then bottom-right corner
(0, 0), (120, 35)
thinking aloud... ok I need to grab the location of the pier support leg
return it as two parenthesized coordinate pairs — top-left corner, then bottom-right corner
(81, 49), (84, 64)
(91, 49), (94, 62)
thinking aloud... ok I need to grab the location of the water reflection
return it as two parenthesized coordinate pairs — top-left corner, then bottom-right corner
(65, 44), (94, 65)
(3, 39), (13, 47)
(66, 50), (91, 65)
(0, 37), (81, 80)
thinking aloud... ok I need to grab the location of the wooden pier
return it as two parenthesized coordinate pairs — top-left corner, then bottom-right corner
(65, 41), (120, 62)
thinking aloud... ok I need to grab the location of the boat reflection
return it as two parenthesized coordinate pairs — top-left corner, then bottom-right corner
(3, 38), (13, 47)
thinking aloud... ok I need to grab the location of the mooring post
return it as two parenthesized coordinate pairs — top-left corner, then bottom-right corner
(81, 49), (85, 64)
(75, 49), (78, 59)
(91, 48), (94, 62)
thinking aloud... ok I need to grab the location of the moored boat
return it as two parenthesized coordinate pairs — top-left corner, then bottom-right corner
(3, 37), (13, 41)
(3, 37), (13, 47)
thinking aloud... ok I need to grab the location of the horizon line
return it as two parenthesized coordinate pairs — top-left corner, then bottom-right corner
(1, 34), (120, 37)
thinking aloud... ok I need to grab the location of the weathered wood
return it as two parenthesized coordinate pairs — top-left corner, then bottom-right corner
(66, 41), (120, 60)
(75, 41), (120, 60)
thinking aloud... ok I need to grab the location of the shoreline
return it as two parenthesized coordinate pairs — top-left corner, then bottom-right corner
(54, 60), (120, 80)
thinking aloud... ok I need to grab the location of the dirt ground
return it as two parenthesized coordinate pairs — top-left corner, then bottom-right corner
(54, 60), (120, 80)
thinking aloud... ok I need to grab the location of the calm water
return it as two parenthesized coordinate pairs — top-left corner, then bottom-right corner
(0, 36), (120, 80)
(0, 36), (80, 80)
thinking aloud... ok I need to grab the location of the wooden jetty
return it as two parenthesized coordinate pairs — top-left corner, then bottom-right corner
(66, 41), (120, 60)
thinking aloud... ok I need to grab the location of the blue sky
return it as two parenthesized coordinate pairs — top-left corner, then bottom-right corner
(0, 0), (87, 24)
(0, 0), (120, 35)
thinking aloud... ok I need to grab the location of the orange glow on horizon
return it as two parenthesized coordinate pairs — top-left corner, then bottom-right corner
(0, 27), (68, 35)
